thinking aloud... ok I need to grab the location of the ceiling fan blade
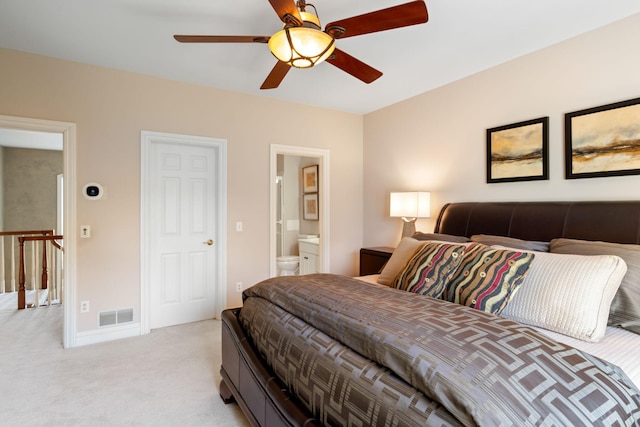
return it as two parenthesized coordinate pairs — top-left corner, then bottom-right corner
(326, 49), (382, 84)
(260, 61), (291, 89)
(174, 35), (270, 43)
(325, 1), (428, 39)
(268, 0), (302, 26)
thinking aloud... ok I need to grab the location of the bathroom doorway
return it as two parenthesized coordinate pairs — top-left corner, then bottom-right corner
(276, 154), (319, 257)
(269, 145), (329, 277)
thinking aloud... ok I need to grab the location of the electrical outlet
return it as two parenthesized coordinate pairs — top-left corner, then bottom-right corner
(80, 300), (90, 313)
(236, 282), (243, 292)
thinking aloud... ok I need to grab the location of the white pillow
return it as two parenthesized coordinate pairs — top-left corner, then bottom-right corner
(499, 249), (627, 342)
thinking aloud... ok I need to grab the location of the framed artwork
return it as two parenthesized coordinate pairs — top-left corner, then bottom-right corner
(303, 193), (319, 221)
(565, 97), (640, 179)
(486, 117), (549, 183)
(302, 164), (319, 193)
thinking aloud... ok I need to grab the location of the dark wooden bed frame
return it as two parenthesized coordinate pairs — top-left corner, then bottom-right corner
(220, 200), (640, 426)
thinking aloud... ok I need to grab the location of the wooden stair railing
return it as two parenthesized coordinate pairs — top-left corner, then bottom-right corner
(17, 234), (63, 310)
(1, 230), (55, 294)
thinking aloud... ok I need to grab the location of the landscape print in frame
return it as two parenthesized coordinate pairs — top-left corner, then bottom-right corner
(486, 117), (549, 183)
(565, 97), (640, 179)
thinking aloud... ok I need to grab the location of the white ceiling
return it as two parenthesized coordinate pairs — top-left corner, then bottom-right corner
(1, 0), (640, 115)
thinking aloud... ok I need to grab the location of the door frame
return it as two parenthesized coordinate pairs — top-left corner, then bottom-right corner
(140, 131), (227, 334)
(0, 114), (77, 348)
(269, 144), (330, 277)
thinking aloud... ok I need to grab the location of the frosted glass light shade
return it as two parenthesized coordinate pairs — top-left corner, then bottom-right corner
(390, 192), (431, 219)
(268, 11), (335, 69)
(268, 28), (335, 68)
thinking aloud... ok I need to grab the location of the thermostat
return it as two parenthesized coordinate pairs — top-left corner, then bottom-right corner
(83, 183), (104, 200)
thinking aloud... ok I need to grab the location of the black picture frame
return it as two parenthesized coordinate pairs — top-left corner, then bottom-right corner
(486, 117), (549, 183)
(565, 97), (640, 179)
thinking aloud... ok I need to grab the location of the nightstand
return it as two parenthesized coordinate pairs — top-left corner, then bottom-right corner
(359, 247), (395, 276)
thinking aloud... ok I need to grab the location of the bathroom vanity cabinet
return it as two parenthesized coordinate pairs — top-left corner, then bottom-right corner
(298, 240), (319, 275)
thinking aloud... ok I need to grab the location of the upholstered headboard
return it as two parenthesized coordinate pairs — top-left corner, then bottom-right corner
(434, 201), (640, 244)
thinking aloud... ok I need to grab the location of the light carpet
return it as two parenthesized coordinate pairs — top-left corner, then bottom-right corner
(0, 292), (250, 427)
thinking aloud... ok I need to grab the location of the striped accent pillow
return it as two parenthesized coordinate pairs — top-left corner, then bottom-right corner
(392, 242), (467, 298)
(444, 243), (535, 315)
(377, 237), (427, 286)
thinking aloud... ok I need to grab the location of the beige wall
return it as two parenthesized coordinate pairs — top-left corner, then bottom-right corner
(0, 48), (363, 334)
(3, 147), (62, 231)
(363, 13), (640, 246)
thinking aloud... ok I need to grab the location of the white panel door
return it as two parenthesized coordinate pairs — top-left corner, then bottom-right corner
(148, 141), (218, 329)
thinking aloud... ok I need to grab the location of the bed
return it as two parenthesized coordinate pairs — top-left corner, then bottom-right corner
(219, 201), (640, 426)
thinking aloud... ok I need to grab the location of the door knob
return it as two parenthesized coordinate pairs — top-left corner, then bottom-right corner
(203, 239), (214, 246)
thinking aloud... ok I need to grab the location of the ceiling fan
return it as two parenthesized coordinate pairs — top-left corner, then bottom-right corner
(174, 0), (428, 89)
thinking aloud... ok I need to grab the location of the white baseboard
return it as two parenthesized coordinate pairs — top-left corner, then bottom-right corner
(74, 322), (143, 347)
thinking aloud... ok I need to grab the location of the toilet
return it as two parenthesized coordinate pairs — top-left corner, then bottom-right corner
(276, 255), (299, 276)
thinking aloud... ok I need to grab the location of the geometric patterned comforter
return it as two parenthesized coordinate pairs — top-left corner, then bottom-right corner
(241, 274), (640, 426)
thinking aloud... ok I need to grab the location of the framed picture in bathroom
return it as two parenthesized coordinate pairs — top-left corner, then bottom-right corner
(303, 193), (319, 221)
(302, 164), (319, 193)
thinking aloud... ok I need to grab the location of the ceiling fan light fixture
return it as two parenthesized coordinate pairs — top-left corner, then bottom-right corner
(268, 10), (335, 68)
(174, 0), (429, 89)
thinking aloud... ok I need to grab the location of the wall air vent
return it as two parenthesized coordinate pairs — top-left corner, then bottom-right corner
(99, 311), (117, 327)
(117, 308), (134, 324)
(99, 308), (134, 327)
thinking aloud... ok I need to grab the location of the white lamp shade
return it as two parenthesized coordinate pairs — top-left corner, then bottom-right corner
(390, 192), (430, 218)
